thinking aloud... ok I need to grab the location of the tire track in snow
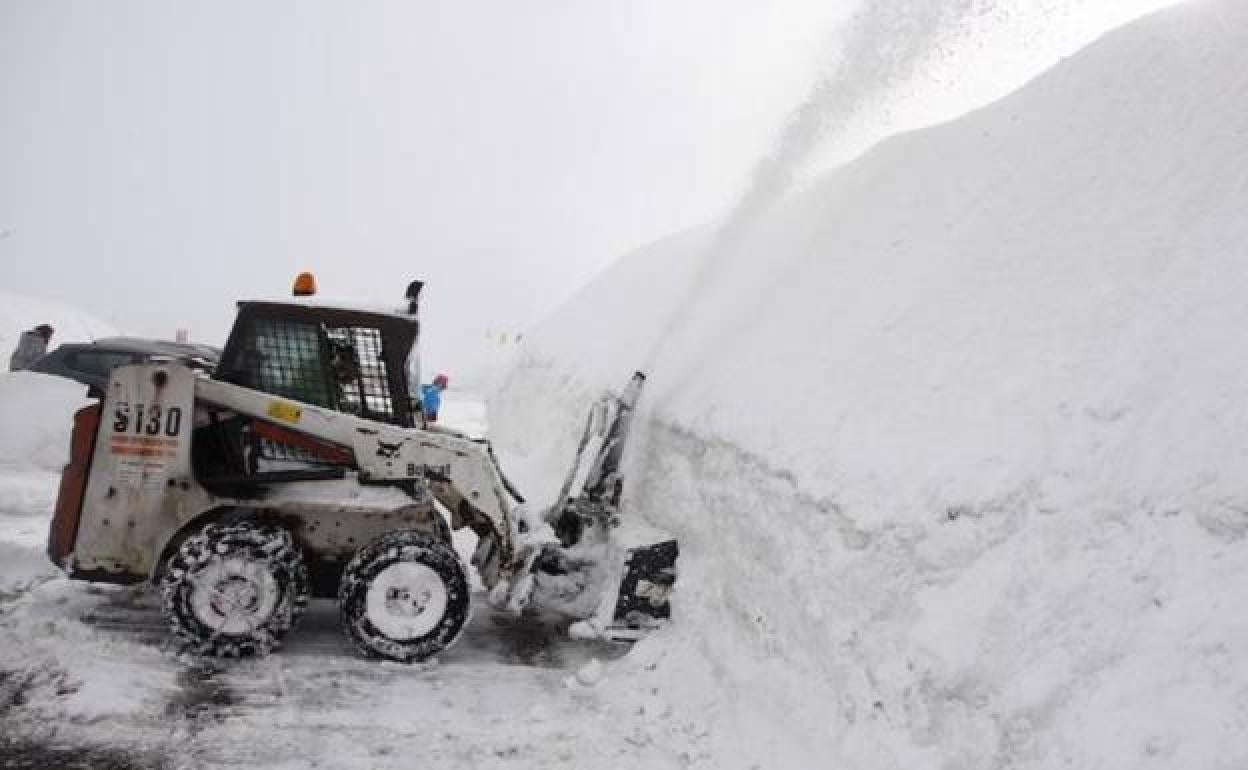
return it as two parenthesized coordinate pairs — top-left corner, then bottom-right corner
(1, 579), (676, 768)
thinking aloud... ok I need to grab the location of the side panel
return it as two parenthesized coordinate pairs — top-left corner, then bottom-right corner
(194, 377), (521, 570)
(47, 404), (101, 567)
(257, 498), (445, 598)
(72, 364), (212, 581)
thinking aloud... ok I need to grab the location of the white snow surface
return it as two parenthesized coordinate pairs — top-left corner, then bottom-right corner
(0, 373), (92, 589)
(490, 2), (1248, 768)
(0, 290), (107, 584)
(0, 288), (119, 360)
(0, 373), (92, 475)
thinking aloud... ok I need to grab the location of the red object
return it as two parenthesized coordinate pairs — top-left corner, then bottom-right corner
(433, 373), (449, 388)
(292, 271), (318, 296)
(253, 420), (355, 465)
(49, 404), (101, 567)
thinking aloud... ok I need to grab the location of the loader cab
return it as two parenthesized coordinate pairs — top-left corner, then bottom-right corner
(214, 301), (420, 428)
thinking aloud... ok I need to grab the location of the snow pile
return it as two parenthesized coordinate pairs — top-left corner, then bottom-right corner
(794, 0), (1187, 180)
(0, 373), (92, 475)
(0, 373), (91, 587)
(0, 288), (118, 359)
(492, 2), (1248, 767)
(0, 291), (108, 587)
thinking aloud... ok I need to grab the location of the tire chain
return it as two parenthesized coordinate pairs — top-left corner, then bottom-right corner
(338, 530), (471, 663)
(161, 522), (309, 657)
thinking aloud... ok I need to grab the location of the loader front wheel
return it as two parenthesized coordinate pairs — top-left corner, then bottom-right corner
(161, 521), (309, 657)
(339, 530), (471, 663)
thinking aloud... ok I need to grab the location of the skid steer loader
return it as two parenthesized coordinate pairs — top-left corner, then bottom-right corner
(47, 278), (677, 662)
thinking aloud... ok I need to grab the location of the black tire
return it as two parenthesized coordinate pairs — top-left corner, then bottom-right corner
(339, 530), (471, 663)
(161, 521), (309, 657)
(431, 508), (453, 546)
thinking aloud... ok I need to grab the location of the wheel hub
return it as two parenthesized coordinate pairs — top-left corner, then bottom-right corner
(365, 563), (448, 640)
(385, 585), (434, 617)
(210, 575), (261, 615)
(188, 557), (280, 635)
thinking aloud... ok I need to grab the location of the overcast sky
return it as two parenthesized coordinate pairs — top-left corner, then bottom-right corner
(1, 0), (1182, 376)
(1, 0), (844, 373)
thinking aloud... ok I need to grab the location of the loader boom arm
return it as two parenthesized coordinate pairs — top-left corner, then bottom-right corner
(194, 376), (521, 581)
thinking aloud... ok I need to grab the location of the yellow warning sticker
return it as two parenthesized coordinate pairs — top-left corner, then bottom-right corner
(266, 401), (302, 424)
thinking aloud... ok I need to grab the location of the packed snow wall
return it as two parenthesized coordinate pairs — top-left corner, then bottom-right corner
(492, 2), (1248, 767)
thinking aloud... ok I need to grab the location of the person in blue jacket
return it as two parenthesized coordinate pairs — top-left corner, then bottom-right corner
(421, 373), (449, 422)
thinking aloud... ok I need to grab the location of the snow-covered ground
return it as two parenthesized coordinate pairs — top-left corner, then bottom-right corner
(4, 2), (1248, 768)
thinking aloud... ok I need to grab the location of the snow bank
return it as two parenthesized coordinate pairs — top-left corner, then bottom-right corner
(0, 291), (116, 541)
(0, 288), (117, 360)
(0, 373), (91, 588)
(0, 373), (92, 474)
(492, 2), (1248, 767)
(0, 294), (105, 588)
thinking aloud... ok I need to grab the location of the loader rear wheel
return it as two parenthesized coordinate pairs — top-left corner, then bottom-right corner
(339, 530), (471, 663)
(161, 521), (309, 657)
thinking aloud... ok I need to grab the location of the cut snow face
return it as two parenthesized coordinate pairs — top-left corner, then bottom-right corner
(493, 1), (1248, 767)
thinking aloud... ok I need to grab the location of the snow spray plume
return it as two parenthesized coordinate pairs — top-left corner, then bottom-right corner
(641, 0), (1027, 381)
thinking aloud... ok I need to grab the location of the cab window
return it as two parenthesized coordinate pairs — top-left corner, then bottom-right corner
(225, 318), (333, 408)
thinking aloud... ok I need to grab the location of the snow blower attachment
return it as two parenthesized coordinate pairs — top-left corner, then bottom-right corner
(47, 275), (678, 663)
(536, 372), (679, 640)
